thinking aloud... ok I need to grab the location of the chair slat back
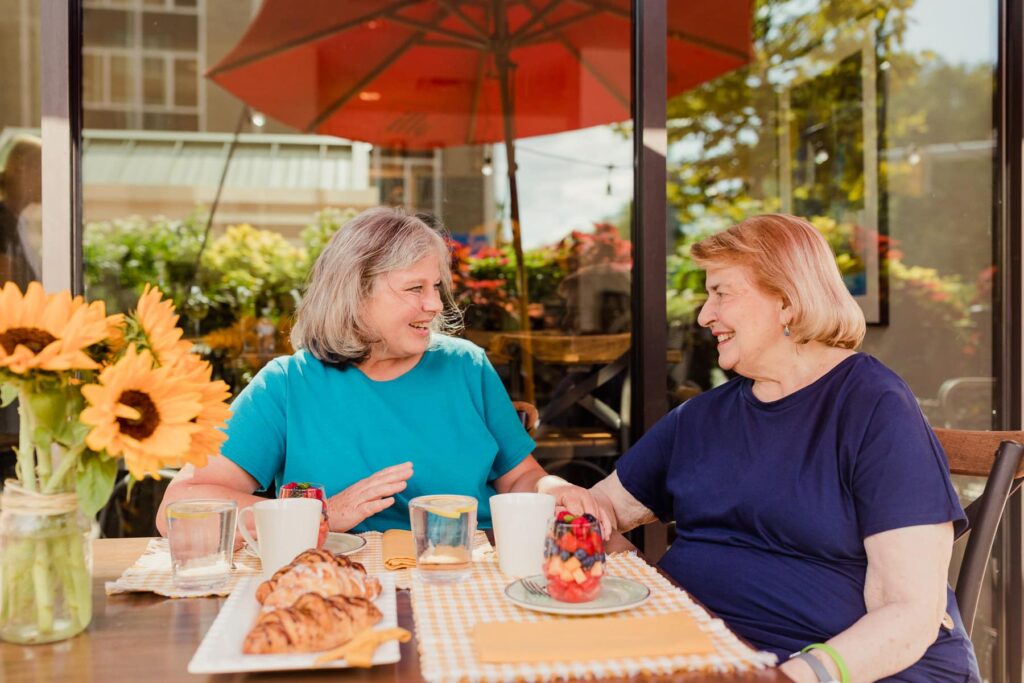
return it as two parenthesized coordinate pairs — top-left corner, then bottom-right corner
(934, 429), (1024, 478)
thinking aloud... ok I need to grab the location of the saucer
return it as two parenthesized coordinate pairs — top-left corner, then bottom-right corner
(503, 575), (651, 615)
(243, 532), (366, 558)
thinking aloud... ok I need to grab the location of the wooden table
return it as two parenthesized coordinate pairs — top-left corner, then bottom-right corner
(1, 535), (787, 682)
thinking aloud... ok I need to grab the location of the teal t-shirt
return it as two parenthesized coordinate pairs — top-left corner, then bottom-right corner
(220, 334), (535, 531)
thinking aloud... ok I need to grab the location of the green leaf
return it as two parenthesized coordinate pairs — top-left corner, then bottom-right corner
(0, 383), (16, 408)
(76, 452), (119, 518)
(32, 426), (53, 452)
(55, 418), (91, 448)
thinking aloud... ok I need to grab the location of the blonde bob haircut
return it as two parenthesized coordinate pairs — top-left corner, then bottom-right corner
(690, 214), (866, 350)
(290, 207), (461, 365)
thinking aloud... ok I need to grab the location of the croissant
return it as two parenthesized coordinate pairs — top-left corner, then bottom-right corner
(242, 593), (382, 654)
(255, 548), (369, 603)
(261, 561), (382, 608)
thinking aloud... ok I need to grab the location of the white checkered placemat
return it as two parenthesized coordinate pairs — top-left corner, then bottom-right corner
(106, 530), (493, 596)
(349, 530), (493, 590)
(411, 551), (777, 682)
(105, 538), (261, 598)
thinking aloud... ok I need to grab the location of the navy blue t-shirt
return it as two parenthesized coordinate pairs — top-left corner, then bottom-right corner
(617, 354), (979, 682)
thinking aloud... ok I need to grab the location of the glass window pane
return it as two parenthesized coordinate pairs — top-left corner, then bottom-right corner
(173, 58), (197, 107)
(665, 0), (1000, 676)
(143, 56), (165, 105)
(83, 1), (635, 505)
(109, 54), (134, 104)
(83, 53), (105, 104)
(142, 12), (198, 51)
(83, 8), (134, 48)
(0, 0), (42, 457)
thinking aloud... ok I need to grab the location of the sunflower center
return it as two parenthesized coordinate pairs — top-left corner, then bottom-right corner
(0, 327), (57, 355)
(116, 390), (161, 440)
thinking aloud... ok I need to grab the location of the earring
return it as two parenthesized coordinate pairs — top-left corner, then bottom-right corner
(783, 324), (790, 337)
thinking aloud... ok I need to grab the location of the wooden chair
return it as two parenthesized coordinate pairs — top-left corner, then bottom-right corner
(934, 428), (1024, 637)
(512, 400), (539, 434)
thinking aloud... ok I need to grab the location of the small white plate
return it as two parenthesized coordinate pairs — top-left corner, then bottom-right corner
(187, 574), (398, 673)
(243, 532), (366, 559)
(504, 575), (651, 616)
(324, 532), (367, 555)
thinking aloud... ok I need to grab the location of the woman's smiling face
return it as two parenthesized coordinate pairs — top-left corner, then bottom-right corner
(696, 263), (788, 377)
(362, 253), (444, 361)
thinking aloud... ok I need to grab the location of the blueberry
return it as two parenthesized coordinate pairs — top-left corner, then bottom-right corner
(595, 552), (605, 562)
(581, 557), (594, 569)
(560, 550), (571, 561)
(574, 548), (587, 561)
(582, 513), (597, 523)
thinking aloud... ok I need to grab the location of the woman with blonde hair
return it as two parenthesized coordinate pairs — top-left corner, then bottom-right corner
(559, 214), (978, 682)
(158, 207), (605, 535)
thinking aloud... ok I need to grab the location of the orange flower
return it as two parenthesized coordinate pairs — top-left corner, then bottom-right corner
(132, 284), (193, 368)
(169, 353), (232, 467)
(80, 345), (203, 479)
(0, 281), (111, 375)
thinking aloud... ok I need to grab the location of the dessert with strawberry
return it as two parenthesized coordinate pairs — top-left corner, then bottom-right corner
(542, 511), (605, 602)
(279, 482), (330, 548)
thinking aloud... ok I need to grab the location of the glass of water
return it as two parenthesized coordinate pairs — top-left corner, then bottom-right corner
(166, 499), (237, 590)
(409, 494), (477, 583)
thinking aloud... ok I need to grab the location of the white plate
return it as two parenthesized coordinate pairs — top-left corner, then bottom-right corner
(187, 574), (399, 673)
(504, 575), (651, 616)
(243, 532), (367, 559)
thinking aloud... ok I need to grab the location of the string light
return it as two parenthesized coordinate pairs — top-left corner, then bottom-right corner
(481, 153), (493, 176)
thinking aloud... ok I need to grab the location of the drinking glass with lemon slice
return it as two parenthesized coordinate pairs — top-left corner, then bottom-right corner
(409, 495), (477, 582)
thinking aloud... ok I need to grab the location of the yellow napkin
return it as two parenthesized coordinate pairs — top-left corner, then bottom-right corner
(473, 613), (716, 663)
(382, 529), (417, 570)
(314, 627), (412, 667)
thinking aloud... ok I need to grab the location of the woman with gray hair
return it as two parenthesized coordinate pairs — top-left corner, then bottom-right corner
(158, 207), (605, 536)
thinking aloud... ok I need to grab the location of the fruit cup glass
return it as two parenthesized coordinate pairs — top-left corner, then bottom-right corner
(543, 512), (605, 602)
(278, 482), (329, 548)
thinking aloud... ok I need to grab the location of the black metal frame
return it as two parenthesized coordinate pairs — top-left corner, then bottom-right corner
(630, 0), (668, 559)
(997, 0), (1024, 679)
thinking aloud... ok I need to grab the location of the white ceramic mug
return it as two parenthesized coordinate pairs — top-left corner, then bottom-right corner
(237, 497), (322, 578)
(489, 492), (556, 578)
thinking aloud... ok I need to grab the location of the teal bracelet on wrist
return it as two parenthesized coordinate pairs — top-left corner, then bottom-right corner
(801, 643), (850, 683)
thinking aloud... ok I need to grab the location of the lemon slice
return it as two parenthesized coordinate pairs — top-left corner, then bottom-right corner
(422, 496), (475, 519)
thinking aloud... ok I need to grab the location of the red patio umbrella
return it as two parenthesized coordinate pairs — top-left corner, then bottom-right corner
(207, 0), (750, 399)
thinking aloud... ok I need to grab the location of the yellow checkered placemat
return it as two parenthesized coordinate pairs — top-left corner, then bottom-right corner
(350, 530), (493, 590)
(411, 551), (777, 682)
(105, 538), (261, 598)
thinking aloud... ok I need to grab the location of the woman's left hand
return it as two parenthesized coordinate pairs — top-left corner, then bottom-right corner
(545, 483), (613, 540)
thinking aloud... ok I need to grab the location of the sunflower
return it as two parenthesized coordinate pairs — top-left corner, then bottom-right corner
(80, 345), (203, 479)
(0, 281), (112, 375)
(131, 284), (193, 369)
(167, 353), (232, 468)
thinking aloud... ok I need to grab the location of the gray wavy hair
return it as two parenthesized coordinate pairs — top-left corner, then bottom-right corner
(290, 207), (462, 365)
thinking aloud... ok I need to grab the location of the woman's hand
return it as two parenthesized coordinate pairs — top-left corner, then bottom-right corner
(325, 462), (413, 532)
(541, 478), (613, 539)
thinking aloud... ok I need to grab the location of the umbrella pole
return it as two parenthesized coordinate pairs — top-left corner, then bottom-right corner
(496, 39), (535, 404)
(502, 137), (535, 404)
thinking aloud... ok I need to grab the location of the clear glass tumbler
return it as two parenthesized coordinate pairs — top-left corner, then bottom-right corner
(166, 499), (237, 590)
(409, 494), (477, 583)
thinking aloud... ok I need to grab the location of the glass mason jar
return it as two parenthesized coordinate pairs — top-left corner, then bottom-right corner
(543, 513), (605, 602)
(0, 485), (93, 644)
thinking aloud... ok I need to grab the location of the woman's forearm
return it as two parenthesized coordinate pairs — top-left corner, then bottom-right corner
(781, 601), (942, 682)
